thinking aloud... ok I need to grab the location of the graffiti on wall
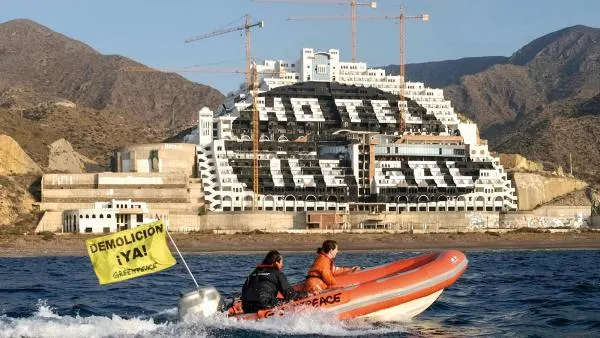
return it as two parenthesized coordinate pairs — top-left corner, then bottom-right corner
(468, 213), (486, 229)
(501, 213), (590, 229)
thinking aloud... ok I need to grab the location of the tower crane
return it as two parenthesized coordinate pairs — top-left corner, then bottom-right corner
(124, 64), (282, 210)
(121, 65), (287, 80)
(287, 7), (429, 132)
(185, 15), (264, 89)
(252, 0), (376, 62)
(185, 15), (263, 209)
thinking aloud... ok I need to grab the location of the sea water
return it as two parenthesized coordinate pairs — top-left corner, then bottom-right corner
(1, 250), (600, 337)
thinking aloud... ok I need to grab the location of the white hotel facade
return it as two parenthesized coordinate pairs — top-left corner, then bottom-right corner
(186, 48), (517, 213)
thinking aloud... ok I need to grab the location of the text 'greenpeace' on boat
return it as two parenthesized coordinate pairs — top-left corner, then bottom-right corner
(178, 249), (468, 322)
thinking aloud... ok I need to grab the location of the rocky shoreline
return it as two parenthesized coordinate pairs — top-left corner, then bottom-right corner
(1, 231), (599, 257)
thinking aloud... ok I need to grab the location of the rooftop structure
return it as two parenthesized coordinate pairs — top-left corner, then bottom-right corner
(38, 144), (205, 233)
(208, 47), (459, 130)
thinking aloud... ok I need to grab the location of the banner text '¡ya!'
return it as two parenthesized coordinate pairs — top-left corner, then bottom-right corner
(88, 223), (164, 253)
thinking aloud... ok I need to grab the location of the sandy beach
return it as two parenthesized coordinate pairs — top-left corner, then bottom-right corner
(1, 230), (599, 257)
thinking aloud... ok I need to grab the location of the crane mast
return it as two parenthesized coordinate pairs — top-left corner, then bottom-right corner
(251, 68), (259, 203)
(184, 15), (264, 210)
(287, 8), (428, 133)
(397, 7), (429, 133)
(254, 0), (376, 62)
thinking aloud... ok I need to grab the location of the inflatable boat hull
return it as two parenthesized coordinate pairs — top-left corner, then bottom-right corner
(231, 249), (468, 321)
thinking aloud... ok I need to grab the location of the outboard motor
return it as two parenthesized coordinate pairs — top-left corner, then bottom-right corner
(178, 286), (222, 320)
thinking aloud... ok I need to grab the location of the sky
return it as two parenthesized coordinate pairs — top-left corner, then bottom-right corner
(1, 0), (598, 93)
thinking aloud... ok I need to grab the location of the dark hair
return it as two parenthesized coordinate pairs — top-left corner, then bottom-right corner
(262, 250), (282, 265)
(317, 240), (338, 254)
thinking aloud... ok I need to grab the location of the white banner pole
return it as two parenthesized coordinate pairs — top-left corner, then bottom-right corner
(166, 229), (199, 288)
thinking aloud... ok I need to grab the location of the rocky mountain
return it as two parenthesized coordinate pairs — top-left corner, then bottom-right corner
(0, 19), (224, 168)
(0, 135), (39, 230)
(0, 135), (41, 175)
(0, 19), (227, 229)
(573, 92), (600, 118)
(389, 25), (600, 181)
(385, 56), (509, 88)
(47, 138), (103, 173)
(0, 174), (38, 231)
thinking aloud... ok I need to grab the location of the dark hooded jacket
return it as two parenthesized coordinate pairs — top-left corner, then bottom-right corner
(241, 264), (307, 313)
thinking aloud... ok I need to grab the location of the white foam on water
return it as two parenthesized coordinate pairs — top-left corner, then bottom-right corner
(180, 308), (408, 337)
(0, 302), (410, 337)
(0, 301), (171, 338)
(137, 307), (178, 320)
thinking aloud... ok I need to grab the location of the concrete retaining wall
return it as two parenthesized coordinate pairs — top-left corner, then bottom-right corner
(35, 211), (63, 232)
(170, 212), (306, 232)
(168, 207), (591, 233)
(42, 172), (189, 189)
(499, 208), (590, 229)
(347, 211), (501, 232)
(42, 188), (190, 202)
(36, 207), (593, 233)
(513, 172), (588, 210)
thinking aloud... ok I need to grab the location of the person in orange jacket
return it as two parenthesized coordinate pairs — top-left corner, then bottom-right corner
(304, 240), (360, 293)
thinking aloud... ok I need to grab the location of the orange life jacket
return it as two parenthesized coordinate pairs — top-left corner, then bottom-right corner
(304, 254), (352, 293)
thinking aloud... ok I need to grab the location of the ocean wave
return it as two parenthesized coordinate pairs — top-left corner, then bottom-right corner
(2, 250), (600, 337)
(0, 303), (411, 338)
(0, 302), (168, 338)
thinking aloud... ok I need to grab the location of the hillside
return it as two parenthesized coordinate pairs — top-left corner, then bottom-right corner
(1, 20), (598, 230)
(0, 135), (42, 175)
(0, 136), (40, 231)
(0, 19), (224, 167)
(0, 94), (181, 168)
(390, 25), (600, 179)
(385, 56), (509, 88)
(0, 175), (38, 232)
(443, 64), (544, 131)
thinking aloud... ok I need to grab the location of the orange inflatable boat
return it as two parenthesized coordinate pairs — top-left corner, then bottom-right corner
(178, 250), (468, 322)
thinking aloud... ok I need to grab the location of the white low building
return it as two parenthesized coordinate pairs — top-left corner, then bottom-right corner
(62, 199), (169, 234)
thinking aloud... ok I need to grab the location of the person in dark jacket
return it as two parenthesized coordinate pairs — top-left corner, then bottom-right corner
(241, 250), (308, 313)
